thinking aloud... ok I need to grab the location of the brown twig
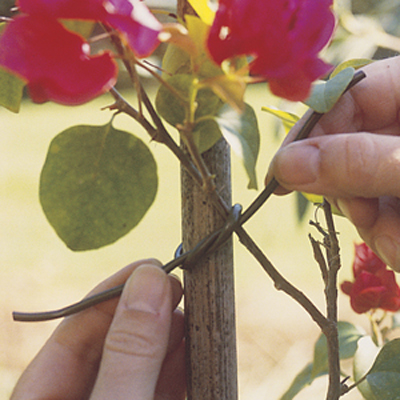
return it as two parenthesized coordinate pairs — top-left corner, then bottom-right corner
(322, 199), (342, 400)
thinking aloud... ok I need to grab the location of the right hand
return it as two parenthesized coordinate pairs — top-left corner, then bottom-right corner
(266, 56), (400, 271)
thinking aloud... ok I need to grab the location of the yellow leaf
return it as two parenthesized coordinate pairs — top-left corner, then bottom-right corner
(201, 73), (246, 112)
(300, 192), (343, 216)
(188, 0), (216, 25)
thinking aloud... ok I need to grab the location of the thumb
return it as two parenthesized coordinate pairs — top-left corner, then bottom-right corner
(90, 264), (173, 400)
(269, 133), (400, 199)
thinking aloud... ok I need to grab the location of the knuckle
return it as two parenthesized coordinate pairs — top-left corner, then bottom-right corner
(322, 134), (378, 195)
(105, 315), (161, 359)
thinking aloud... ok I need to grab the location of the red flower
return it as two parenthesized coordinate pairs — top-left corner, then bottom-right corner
(206, 0), (335, 101)
(0, 0), (161, 105)
(341, 243), (400, 314)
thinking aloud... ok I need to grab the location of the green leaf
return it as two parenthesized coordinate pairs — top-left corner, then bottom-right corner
(155, 74), (193, 127)
(39, 123), (158, 251)
(215, 103), (260, 189)
(155, 74), (223, 128)
(161, 17), (222, 80)
(366, 339), (400, 400)
(304, 67), (355, 113)
(61, 20), (95, 38)
(311, 321), (365, 379)
(261, 106), (300, 134)
(192, 119), (222, 154)
(295, 191), (310, 222)
(300, 192), (343, 217)
(161, 44), (191, 77)
(0, 67), (26, 113)
(331, 58), (373, 78)
(353, 336), (380, 400)
(279, 363), (313, 400)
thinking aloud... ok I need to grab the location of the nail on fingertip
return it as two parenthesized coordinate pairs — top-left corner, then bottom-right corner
(125, 265), (168, 314)
(274, 143), (320, 186)
(374, 236), (400, 272)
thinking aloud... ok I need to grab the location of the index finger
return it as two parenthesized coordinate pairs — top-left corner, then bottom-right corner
(285, 56), (400, 144)
(11, 259), (183, 400)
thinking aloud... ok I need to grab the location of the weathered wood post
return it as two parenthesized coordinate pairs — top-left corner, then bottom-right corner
(178, 3), (238, 398)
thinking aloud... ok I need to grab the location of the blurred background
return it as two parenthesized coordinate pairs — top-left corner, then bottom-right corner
(1, 0), (400, 399)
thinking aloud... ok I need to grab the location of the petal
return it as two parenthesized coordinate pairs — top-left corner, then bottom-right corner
(266, 58), (332, 102)
(17, 0), (161, 58)
(340, 281), (353, 295)
(353, 242), (386, 276)
(105, 0), (161, 58)
(352, 287), (385, 311)
(206, 0), (334, 101)
(0, 16), (117, 105)
(379, 294), (400, 312)
(17, 0), (107, 19)
(376, 269), (400, 295)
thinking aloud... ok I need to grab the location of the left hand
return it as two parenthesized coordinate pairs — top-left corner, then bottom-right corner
(11, 259), (186, 400)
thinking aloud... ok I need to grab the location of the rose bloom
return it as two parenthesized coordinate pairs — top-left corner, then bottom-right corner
(207, 0), (335, 101)
(0, 0), (161, 105)
(341, 243), (400, 314)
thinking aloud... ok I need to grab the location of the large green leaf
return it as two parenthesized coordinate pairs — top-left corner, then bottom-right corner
(353, 336), (380, 400)
(40, 123), (158, 251)
(281, 322), (365, 400)
(0, 67), (25, 113)
(215, 103), (260, 189)
(304, 67), (355, 113)
(366, 339), (400, 400)
(311, 321), (365, 379)
(155, 73), (223, 128)
(155, 74), (193, 127)
(192, 119), (222, 154)
(279, 363), (313, 400)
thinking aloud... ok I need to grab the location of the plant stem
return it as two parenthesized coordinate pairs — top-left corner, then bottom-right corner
(323, 200), (342, 400)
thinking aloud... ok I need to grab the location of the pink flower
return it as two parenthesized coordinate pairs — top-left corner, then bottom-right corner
(341, 243), (400, 314)
(352, 242), (386, 276)
(0, 0), (161, 105)
(207, 0), (335, 101)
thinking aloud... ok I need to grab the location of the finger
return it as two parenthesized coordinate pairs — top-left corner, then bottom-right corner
(266, 56), (400, 192)
(334, 197), (379, 229)
(356, 196), (400, 272)
(156, 340), (186, 400)
(155, 309), (186, 400)
(269, 133), (400, 199)
(90, 264), (175, 400)
(284, 57), (400, 144)
(10, 259), (162, 400)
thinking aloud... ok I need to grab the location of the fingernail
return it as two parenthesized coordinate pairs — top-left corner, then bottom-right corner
(124, 265), (168, 314)
(336, 199), (350, 220)
(375, 236), (400, 272)
(274, 143), (319, 186)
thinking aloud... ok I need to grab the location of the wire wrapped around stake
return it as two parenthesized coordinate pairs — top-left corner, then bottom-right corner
(12, 70), (367, 323)
(12, 204), (243, 322)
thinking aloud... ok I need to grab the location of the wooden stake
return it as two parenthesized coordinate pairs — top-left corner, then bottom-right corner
(181, 138), (238, 400)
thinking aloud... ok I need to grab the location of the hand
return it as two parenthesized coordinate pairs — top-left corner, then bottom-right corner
(267, 56), (400, 271)
(11, 259), (186, 400)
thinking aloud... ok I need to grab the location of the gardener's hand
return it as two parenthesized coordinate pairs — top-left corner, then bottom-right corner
(11, 259), (186, 400)
(267, 56), (400, 272)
